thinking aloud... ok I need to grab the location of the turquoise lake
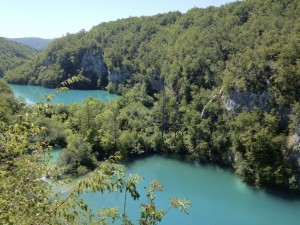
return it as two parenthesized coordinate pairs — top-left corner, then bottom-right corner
(9, 83), (119, 104)
(10, 84), (300, 225)
(80, 156), (300, 225)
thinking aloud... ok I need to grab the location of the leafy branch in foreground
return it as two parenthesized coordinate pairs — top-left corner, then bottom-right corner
(37, 153), (191, 224)
(44, 75), (81, 103)
(140, 180), (191, 225)
(0, 102), (56, 224)
(0, 79), (191, 224)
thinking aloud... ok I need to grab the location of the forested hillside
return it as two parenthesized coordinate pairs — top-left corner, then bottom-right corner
(10, 37), (53, 50)
(3, 0), (300, 190)
(5, 0), (300, 106)
(0, 37), (37, 77)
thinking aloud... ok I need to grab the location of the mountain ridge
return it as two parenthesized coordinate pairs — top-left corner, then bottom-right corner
(9, 37), (53, 50)
(0, 37), (38, 77)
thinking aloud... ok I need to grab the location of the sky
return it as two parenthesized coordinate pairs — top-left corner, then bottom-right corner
(1, 0), (238, 39)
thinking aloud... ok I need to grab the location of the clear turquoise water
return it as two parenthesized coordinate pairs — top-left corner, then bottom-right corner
(9, 84), (119, 104)
(12, 84), (300, 224)
(81, 156), (300, 225)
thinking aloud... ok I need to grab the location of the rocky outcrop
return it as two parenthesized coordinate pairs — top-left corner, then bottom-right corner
(108, 68), (165, 92)
(81, 51), (108, 88)
(201, 88), (223, 118)
(288, 122), (300, 188)
(108, 70), (132, 84)
(81, 51), (107, 78)
(289, 121), (300, 153)
(222, 90), (270, 112)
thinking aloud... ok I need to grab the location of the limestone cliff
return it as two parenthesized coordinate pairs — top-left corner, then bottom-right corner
(222, 90), (270, 112)
(81, 51), (108, 87)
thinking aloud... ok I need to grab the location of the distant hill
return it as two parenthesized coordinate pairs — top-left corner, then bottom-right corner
(0, 37), (38, 77)
(10, 37), (53, 50)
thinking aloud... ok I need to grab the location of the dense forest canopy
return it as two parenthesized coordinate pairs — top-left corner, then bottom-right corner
(1, 0), (300, 223)
(0, 37), (37, 78)
(3, 0), (300, 189)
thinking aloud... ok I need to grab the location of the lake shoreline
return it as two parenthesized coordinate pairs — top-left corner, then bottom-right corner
(123, 151), (300, 198)
(8, 83), (119, 104)
(11, 83), (300, 225)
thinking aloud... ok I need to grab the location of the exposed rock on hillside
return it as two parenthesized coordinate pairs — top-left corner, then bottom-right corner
(81, 51), (108, 87)
(108, 70), (132, 84)
(222, 90), (270, 112)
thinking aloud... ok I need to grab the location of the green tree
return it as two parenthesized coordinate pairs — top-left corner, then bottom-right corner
(230, 109), (295, 188)
(0, 82), (191, 224)
(59, 133), (98, 175)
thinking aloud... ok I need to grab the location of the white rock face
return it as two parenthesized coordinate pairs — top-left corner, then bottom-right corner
(222, 90), (270, 112)
(81, 51), (107, 79)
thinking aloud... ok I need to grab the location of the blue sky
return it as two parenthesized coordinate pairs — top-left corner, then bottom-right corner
(1, 0), (238, 38)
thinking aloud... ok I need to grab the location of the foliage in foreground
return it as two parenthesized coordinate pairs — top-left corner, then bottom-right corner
(0, 80), (191, 224)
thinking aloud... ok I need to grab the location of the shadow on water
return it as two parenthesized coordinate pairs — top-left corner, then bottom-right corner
(124, 152), (300, 201)
(262, 187), (300, 201)
(50, 150), (300, 225)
